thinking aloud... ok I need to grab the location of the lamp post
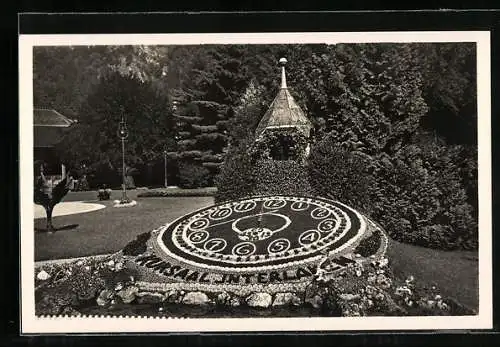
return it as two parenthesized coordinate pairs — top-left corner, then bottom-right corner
(164, 100), (179, 189)
(163, 149), (168, 188)
(118, 114), (129, 203)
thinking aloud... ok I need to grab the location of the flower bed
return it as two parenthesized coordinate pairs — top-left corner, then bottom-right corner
(34, 252), (475, 317)
(309, 257), (475, 316)
(113, 199), (137, 208)
(353, 228), (383, 258)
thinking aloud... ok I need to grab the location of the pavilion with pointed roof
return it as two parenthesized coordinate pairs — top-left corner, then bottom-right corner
(254, 58), (313, 160)
(255, 58), (312, 138)
(34, 108), (77, 177)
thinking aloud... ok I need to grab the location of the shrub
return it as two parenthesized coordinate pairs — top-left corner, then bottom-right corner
(122, 232), (152, 256)
(137, 187), (217, 198)
(253, 159), (315, 197)
(97, 188), (112, 200)
(353, 229), (382, 258)
(74, 175), (90, 191)
(371, 144), (477, 250)
(214, 140), (257, 202)
(308, 135), (477, 250)
(178, 162), (211, 189)
(249, 128), (310, 162)
(215, 138), (315, 203)
(308, 135), (378, 214)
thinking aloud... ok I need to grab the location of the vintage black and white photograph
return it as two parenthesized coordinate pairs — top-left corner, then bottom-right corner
(19, 32), (491, 332)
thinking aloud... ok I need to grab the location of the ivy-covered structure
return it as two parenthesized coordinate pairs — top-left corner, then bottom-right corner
(253, 58), (313, 161)
(248, 58), (315, 197)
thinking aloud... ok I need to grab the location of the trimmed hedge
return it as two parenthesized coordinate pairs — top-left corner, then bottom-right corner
(215, 140), (315, 203)
(137, 187), (217, 198)
(371, 145), (477, 250)
(308, 136), (377, 214)
(214, 140), (257, 203)
(253, 159), (315, 197)
(178, 162), (212, 189)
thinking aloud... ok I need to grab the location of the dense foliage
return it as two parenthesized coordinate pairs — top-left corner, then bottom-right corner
(214, 139), (257, 202)
(309, 135), (477, 250)
(308, 135), (377, 213)
(250, 129), (309, 162)
(253, 160), (314, 197)
(215, 147), (314, 203)
(178, 162), (212, 189)
(34, 45), (171, 119)
(55, 72), (176, 188)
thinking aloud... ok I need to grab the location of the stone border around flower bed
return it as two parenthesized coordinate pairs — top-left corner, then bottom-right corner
(34, 252), (318, 318)
(35, 253), (115, 267)
(34, 235), (474, 318)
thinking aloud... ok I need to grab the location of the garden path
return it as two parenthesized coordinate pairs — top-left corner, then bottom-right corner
(34, 201), (106, 218)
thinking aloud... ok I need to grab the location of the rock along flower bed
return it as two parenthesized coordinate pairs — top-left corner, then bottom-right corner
(34, 252), (475, 318)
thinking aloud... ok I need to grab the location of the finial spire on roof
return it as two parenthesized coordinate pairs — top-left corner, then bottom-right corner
(254, 57), (312, 138)
(279, 57), (288, 89)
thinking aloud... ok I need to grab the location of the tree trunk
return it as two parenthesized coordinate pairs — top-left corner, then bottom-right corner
(45, 205), (55, 232)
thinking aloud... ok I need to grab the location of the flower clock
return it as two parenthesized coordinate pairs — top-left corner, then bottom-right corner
(123, 195), (388, 295)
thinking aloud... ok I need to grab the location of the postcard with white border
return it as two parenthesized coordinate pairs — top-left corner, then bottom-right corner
(19, 31), (492, 333)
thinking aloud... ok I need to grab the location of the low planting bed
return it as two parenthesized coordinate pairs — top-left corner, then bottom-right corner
(137, 187), (217, 198)
(34, 251), (474, 318)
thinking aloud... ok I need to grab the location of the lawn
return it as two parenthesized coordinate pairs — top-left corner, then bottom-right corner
(33, 189), (478, 311)
(387, 239), (478, 310)
(34, 189), (214, 261)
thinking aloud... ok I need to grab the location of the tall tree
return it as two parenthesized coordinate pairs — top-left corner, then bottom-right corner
(414, 43), (477, 145)
(33, 45), (171, 119)
(56, 72), (176, 187)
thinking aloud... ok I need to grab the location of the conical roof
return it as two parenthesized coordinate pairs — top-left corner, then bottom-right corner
(255, 58), (312, 137)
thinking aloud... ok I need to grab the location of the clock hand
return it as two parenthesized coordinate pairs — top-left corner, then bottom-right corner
(257, 213), (263, 229)
(257, 209), (279, 228)
(204, 218), (239, 229)
(205, 210), (280, 229)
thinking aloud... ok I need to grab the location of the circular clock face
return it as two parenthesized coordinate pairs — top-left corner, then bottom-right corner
(157, 196), (367, 272)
